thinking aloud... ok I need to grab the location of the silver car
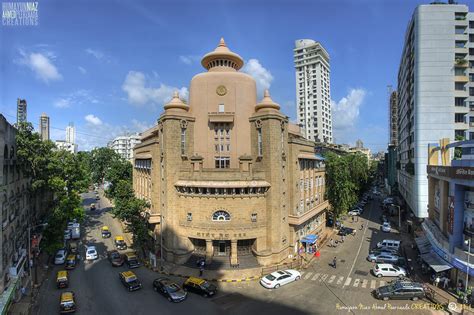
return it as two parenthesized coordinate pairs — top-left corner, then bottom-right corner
(367, 252), (399, 264)
(54, 249), (67, 265)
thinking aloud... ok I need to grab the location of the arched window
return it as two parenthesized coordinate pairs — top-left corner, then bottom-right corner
(212, 210), (231, 221)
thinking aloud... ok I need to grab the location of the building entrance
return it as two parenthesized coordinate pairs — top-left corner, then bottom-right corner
(213, 240), (230, 256)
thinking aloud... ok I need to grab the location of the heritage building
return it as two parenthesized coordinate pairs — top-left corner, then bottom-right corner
(133, 39), (328, 266)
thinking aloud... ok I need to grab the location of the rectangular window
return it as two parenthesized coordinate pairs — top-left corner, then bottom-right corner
(455, 26), (466, 34)
(218, 104), (225, 113)
(455, 97), (466, 106)
(187, 213), (192, 221)
(470, 87), (474, 96)
(181, 128), (186, 155)
(455, 67), (466, 76)
(455, 82), (466, 91)
(251, 213), (257, 222)
(455, 113), (466, 123)
(257, 128), (263, 156)
(215, 157), (230, 169)
(456, 41), (466, 48)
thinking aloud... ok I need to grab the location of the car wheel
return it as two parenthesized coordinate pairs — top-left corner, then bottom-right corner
(153, 286), (157, 292)
(183, 287), (187, 292)
(203, 293), (208, 297)
(412, 297), (418, 301)
(295, 276), (300, 281)
(377, 274), (382, 278)
(274, 284), (280, 289)
(383, 297), (389, 301)
(168, 297), (173, 302)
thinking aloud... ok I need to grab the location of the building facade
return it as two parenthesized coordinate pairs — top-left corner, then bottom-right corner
(66, 123), (75, 144)
(397, 3), (474, 218)
(421, 138), (474, 289)
(16, 99), (27, 126)
(54, 140), (77, 154)
(0, 115), (30, 301)
(389, 91), (398, 146)
(294, 39), (333, 143)
(39, 113), (50, 141)
(108, 134), (141, 160)
(133, 39), (328, 267)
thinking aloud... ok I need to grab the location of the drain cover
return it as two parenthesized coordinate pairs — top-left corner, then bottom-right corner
(354, 270), (369, 276)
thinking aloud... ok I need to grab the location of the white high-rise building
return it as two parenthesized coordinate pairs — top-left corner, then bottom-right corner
(397, 3), (474, 218)
(66, 123), (75, 144)
(107, 133), (141, 160)
(294, 39), (333, 143)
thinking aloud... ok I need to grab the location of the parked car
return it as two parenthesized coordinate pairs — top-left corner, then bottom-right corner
(119, 271), (142, 292)
(373, 263), (407, 278)
(338, 227), (355, 236)
(68, 241), (78, 254)
(348, 209), (362, 216)
(55, 249), (67, 265)
(85, 246), (98, 260)
(59, 291), (76, 313)
(101, 226), (111, 238)
(153, 278), (187, 302)
(377, 239), (401, 251)
(124, 252), (140, 269)
(382, 222), (391, 232)
(182, 277), (217, 297)
(64, 229), (72, 241)
(65, 255), (77, 270)
(115, 236), (127, 250)
(367, 252), (399, 264)
(374, 281), (425, 301)
(370, 247), (399, 256)
(260, 270), (301, 289)
(108, 250), (124, 267)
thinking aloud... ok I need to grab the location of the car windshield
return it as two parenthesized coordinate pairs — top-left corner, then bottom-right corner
(165, 283), (180, 293)
(126, 276), (137, 282)
(61, 301), (74, 307)
(201, 281), (212, 289)
(111, 253), (120, 259)
(265, 274), (276, 281)
(87, 250), (95, 254)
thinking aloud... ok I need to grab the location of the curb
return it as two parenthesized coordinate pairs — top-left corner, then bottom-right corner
(152, 269), (260, 283)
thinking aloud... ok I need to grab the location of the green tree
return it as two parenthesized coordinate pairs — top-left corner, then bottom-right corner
(454, 135), (465, 160)
(89, 147), (121, 184)
(105, 159), (132, 198)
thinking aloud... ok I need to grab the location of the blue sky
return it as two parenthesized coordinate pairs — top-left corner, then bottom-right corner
(1, 0), (433, 151)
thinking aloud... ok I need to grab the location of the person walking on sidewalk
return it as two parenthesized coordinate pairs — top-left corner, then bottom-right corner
(333, 257), (337, 269)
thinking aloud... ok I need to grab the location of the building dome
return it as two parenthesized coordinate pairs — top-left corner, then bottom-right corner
(163, 91), (189, 112)
(201, 38), (244, 71)
(255, 90), (280, 112)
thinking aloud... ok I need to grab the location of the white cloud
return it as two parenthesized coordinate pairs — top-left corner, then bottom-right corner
(242, 59), (273, 99)
(54, 90), (99, 109)
(78, 66), (87, 74)
(179, 55), (200, 65)
(85, 48), (104, 60)
(54, 98), (71, 108)
(121, 71), (188, 107)
(85, 114), (102, 126)
(16, 49), (62, 83)
(331, 88), (367, 144)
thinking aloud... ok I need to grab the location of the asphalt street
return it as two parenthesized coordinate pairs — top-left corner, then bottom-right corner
(35, 191), (444, 315)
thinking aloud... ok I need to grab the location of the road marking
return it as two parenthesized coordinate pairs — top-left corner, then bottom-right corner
(320, 274), (329, 282)
(361, 279), (368, 288)
(337, 276), (344, 285)
(327, 275), (336, 284)
(311, 273), (320, 281)
(370, 280), (376, 289)
(304, 272), (313, 280)
(353, 278), (360, 287)
(379, 280), (386, 287)
(300, 271), (305, 276)
(344, 277), (352, 286)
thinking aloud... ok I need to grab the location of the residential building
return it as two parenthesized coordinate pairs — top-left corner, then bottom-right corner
(39, 113), (50, 141)
(355, 139), (363, 149)
(421, 138), (474, 289)
(397, 3), (472, 218)
(0, 115), (30, 303)
(133, 39), (329, 267)
(54, 140), (77, 154)
(16, 99), (27, 125)
(108, 133), (141, 160)
(294, 39), (333, 143)
(66, 123), (75, 144)
(389, 91), (399, 146)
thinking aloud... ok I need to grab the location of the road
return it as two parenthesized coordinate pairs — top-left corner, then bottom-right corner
(35, 191), (442, 315)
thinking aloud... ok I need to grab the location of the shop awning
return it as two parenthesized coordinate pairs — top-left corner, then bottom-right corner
(421, 252), (453, 273)
(415, 236), (432, 254)
(300, 234), (318, 244)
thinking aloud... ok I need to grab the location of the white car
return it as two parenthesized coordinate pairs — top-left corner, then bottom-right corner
(54, 249), (67, 265)
(373, 263), (406, 278)
(348, 209), (362, 216)
(260, 270), (301, 289)
(86, 246), (98, 260)
(382, 222), (391, 232)
(63, 229), (71, 241)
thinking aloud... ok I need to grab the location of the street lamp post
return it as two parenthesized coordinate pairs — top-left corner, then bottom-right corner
(466, 238), (471, 295)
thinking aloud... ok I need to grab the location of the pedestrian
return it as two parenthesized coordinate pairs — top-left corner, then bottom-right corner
(341, 235), (345, 243)
(333, 257), (337, 269)
(360, 223), (364, 230)
(443, 277), (450, 289)
(20, 286), (26, 297)
(434, 276), (441, 287)
(352, 216), (354, 223)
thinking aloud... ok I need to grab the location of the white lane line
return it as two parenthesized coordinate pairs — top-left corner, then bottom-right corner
(343, 199), (373, 288)
(311, 273), (321, 281)
(370, 280), (376, 289)
(304, 272), (313, 280)
(320, 274), (329, 282)
(379, 280), (386, 287)
(361, 279), (368, 288)
(344, 277), (352, 286)
(353, 278), (360, 287)
(327, 275), (336, 284)
(337, 276), (344, 285)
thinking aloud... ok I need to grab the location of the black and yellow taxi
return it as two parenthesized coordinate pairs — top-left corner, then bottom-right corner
(183, 277), (217, 297)
(59, 291), (76, 313)
(65, 255), (77, 270)
(114, 236), (127, 250)
(56, 270), (69, 289)
(101, 226), (111, 238)
(124, 252), (140, 269)
(90, 203), (96, 211)
(119, 271), (142, 292)
(68, 241), (78, 254)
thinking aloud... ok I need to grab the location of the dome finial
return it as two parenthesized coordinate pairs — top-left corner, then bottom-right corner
(164, 91), (189, 112)
(255, 89), (280, 112)
(264, 89), (270, 98)
(219, 37), (226, 47)
(173, 91), (179, 98)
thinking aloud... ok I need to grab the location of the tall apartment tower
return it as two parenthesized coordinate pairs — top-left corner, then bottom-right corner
(389, 91), (398, 146)
(66, 123), (75, 144)
(39, 113), (50, 141)
(294, 39), (333, 143)
(397, 3), (472, 218)
(16, 98), (27, 125)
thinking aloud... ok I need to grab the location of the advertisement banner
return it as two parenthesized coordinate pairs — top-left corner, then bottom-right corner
(448, 196), (454, 235)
